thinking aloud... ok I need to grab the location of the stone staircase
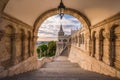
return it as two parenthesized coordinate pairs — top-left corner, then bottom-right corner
(1, 56), (120, 80)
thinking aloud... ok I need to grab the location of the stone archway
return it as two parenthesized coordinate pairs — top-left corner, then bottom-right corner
(33, 8), (91, 36)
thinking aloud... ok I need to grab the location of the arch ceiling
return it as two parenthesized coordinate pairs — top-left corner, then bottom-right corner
(4, 0), (120, 26)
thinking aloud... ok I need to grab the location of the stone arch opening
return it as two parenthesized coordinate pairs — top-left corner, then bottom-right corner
(92, 31), (96, 57)
(33, 8), (91, 59)
(109, 24), (120, 69)
(36, 13), (82, 58)
(99, 29), (104, 61)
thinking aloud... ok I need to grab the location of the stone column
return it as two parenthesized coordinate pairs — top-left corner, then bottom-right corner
(32, 36), (38, 56)
(28, 36), (32, 57)
(21, 34), (26, 60)
(25, 35), (29, 59)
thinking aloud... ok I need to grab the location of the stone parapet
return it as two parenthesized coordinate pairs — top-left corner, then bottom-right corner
(68, 46), (120, 78)
(0, 56), (54, 79)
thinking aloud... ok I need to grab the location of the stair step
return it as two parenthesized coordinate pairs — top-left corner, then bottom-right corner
(43, 63), (79, 68)
(1, 56), (120, 80)
(38, 68), (85, 74)
(43, 61), (76, 65)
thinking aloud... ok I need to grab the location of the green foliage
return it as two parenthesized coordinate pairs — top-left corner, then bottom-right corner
(36, 41), (56, 58)
(48, 41), (56, 57)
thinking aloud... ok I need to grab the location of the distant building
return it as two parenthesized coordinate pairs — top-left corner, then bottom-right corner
(36, 41), (49, 47)
(56, 24), (70, 56)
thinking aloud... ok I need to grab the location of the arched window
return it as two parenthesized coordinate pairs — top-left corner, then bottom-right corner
(109, 24), (120, 69)
(99, 29), (104, 61)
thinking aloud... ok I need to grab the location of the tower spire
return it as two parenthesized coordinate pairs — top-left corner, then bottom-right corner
(60, 24), (63, 32)
(58, 24), (64, 36)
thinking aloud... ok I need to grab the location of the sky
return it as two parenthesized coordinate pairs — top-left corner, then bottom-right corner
(37, 14), (82, 41)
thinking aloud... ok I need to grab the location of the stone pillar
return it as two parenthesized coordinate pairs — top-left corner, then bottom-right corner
(21, 34), (26, 60)
(95, 35), (99, 59)
(32, 36), (38, 56)
(103, 32), (111, 65)
(24, 35), (29, 59)
(28, 35), (32, 57)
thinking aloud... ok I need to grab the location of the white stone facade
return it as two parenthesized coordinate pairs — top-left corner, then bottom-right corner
(56, 25), (70, 56)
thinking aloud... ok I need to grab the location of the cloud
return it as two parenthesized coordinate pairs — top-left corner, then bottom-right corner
(38, 14), (81, 41)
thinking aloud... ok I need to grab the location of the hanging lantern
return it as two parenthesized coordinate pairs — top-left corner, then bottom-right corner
(58, 0), (66, 19)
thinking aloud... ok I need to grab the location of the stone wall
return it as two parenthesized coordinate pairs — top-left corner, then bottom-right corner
(69, 13), (120, 78)
(0, 13), (35, 69)
(0, 1), (39, 78)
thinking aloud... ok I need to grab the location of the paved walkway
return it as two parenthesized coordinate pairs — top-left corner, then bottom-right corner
(1, 56), (120, 80)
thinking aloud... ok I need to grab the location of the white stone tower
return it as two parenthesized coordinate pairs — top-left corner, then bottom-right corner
(56, 24), (69, 56)
(58, 24), (64, 41)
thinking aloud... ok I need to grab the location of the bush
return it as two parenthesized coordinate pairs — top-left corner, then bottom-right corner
(36, 41), (56, 58)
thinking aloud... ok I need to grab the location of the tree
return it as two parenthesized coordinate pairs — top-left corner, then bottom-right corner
(48, 41), (56, 56)
(37, 44), (48, 58)
(36, 41), (56, 58)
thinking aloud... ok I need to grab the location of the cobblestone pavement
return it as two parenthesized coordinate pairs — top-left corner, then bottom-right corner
(1, 56), (120, 80)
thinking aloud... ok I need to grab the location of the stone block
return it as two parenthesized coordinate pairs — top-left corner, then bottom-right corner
(117, 71), (120, 79)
